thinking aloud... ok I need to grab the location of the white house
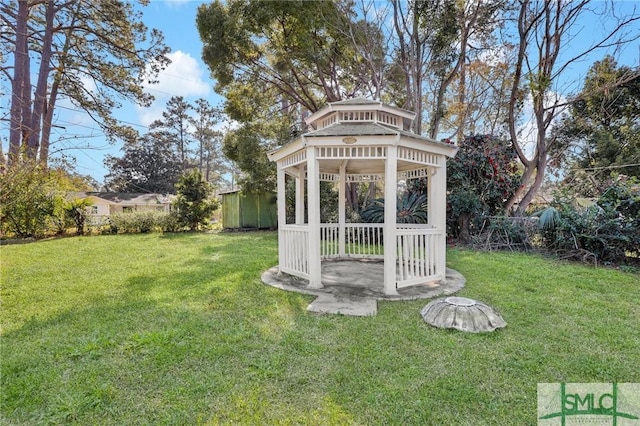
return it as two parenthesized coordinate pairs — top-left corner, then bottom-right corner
(68, 192), (173, 225)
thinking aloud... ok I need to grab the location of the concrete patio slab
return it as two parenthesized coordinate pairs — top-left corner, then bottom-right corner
(261, 259), (465, 316)
(307, 294), (377, 316)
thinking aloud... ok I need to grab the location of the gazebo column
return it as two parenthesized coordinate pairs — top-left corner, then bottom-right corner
(306, 147), (322, 288)
(383, 146), (399, 295)
(338, 161), (347, 257)
(295, 164), (305, 224)
(429, 163), (447, 279)
(276, 166), (287, 274)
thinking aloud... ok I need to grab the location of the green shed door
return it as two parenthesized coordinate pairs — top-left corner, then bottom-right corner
(240, 194), (258, 228)
(222, 192), (240, 229)
(257, 192), (277, 228)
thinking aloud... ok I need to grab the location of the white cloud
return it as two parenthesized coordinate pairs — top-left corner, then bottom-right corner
(137, 104), (166, 128)
(138, 50), (212, 126)
(143, 50), (210, 99)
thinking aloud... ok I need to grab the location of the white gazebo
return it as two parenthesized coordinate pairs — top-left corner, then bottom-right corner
(267, 98), (458, 296)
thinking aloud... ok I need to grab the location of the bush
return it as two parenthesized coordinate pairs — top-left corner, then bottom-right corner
(0, 161), (59, 238)
(49, 195), (73, 235)
(108, 211), (169, 234)
(360, 192), (427, 224)
(536, 178), (640, 265)
(159, 212), (182, 233)
(445, 135), (522, 242)
(473, 216), (533, 251)
(173, 170), (217, 231)
(64, 198), (93, 235)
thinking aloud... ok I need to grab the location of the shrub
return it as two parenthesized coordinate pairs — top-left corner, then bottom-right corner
(160, 212), (182, 233)
(445, 135), (522, 241)
(49, 195), (73, 235)
(64, 198), (93, 235)
(0, 161), (59, 238)
(173, 170), (217, 231)
(360, 192), (427, 224)
(535, 178), (640, 264)
(108, 211), (168, 234)
(473, 216), (533, 251)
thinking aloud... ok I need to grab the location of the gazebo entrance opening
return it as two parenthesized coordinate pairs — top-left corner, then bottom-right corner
(268, 98), (458, 296)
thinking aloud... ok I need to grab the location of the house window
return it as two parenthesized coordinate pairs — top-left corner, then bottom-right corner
(88, 206), (98, 215)
(122, 206), (134, 213)
(156, 206), (165, 212)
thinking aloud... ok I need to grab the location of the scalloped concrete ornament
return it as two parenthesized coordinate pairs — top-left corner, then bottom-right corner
(421, 297), (506, 333)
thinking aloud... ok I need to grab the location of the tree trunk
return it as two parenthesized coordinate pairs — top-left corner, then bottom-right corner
(346, 182), (359, 213)
(458, 213), (471, 243)
(28, 0), (56, 162)
(9, 0), (31, 165)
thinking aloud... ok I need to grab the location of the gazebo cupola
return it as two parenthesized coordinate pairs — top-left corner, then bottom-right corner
(268, 98), (458, 295)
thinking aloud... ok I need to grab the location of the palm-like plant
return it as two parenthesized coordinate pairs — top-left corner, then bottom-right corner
(533, 206), (561, 230)
(360, 192), (427, 223)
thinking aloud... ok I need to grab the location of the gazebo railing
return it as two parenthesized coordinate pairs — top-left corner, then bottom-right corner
(282, 223), (443, 287)
(280, 225), (309, 278)
(320, 223), (384, 258)
(396, 225), (442, 288)
(320, 224), (339, 257)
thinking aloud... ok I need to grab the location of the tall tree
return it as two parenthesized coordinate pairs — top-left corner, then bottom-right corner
(389, 0), (503, 136)
(505, 0), (640, 215)
(189, 98), (227, 186)
(1, 0), (169, 166)
(104, 132), (182, 194)
(196, 0), (384, 191)
(150, 96), (192, 171)
(551, 56), (640, 195)
(197, 0), (380, 113)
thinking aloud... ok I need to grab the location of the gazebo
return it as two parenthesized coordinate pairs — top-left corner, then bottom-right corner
(267, 98), (458, 296)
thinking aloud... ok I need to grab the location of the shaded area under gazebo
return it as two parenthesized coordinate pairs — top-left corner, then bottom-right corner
(262, 259), (465, 316)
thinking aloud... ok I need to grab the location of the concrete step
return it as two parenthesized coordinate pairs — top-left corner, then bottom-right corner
(307, 294), (377, 316)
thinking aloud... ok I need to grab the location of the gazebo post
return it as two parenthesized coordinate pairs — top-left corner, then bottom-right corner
(383, 145), (399, 295)
(295, 164), (305, 224)
(306, 146), (322, 288)
(276, 167), (287, 274)
(430, 164), (447, 277)
(427, 168), (434, 227)
(338, 161), (347, 257)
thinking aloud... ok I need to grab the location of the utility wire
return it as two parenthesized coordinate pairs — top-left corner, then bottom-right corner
(574, 163), (640, 171)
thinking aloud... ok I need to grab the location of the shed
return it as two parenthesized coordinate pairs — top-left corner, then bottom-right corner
(221, 190), (277, 230)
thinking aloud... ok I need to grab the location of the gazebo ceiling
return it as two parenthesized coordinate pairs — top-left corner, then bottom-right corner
(316, 158), (430, 175)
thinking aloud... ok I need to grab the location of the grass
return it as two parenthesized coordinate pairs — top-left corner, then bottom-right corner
(1, 231), (639, 425)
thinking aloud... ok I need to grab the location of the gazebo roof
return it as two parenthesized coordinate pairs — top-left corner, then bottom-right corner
(267, 98), (457, 174)
(305, 122), (399, 137)
(304, 97), (416, 130)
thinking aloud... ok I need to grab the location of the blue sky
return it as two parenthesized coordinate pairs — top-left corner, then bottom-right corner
(2, 0), (639, 186)
(64, 0), (223, 184)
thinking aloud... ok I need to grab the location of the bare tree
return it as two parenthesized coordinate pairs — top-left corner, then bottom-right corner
(390, 0), (503, 137)
(391, 0), (429, 133)
(505, 0), (640, 215)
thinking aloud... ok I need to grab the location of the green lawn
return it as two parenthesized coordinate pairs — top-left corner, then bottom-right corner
(1, 232), (639, 425)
